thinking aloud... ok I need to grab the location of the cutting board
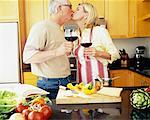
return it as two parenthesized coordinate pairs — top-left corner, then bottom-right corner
(56, 89), (121, 104)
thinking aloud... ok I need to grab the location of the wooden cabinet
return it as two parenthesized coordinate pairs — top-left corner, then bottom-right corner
(0, 0), (18, 22)
(70, 0), (105, 18)
(134, 72), (150, 86)
(23, 72), (38, 86)
(133, 72), (145, 86)
(25, 0), (49, 36)
(145, 76), (150, 86)
(128, 0), (150, 37)
(128, 0), (137, 37)
(110, 69), (150, 87)
(110, 70), (134, 87)
(105, 0), (129, 38)
(25, 0), (104, 36)
(105, 0), (150, 38)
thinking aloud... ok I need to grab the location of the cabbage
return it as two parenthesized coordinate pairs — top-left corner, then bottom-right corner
(130, 89), (150, 109)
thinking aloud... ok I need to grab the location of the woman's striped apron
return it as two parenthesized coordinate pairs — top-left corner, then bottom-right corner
(74, 28), (108, 84)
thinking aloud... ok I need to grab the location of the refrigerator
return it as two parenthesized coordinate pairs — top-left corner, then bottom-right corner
(0, 22), (20, 83)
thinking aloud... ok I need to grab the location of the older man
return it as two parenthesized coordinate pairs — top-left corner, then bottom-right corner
(23, 0), (73, 99)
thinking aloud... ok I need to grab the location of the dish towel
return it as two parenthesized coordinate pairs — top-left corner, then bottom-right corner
(97, 87), (123, 97)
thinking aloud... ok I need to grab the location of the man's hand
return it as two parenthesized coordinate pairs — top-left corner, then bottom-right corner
(65, 41), (73, 56)
(56, 42), (73, 56)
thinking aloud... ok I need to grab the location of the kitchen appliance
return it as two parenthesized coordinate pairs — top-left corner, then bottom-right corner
(135, 46), (146, 69)
(119, 49), (129, 67)
(0, 22), (20, 83)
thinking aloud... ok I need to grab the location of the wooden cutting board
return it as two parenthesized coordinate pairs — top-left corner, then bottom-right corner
(56, 89), (121, 104)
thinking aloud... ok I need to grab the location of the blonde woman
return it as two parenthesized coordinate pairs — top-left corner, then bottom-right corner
(72, 3), (120, 85)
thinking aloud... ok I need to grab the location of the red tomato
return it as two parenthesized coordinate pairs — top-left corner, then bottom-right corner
(145, 87), (150, 92)
(28, 111), (44, 120)
(22, 109), (31, 120)
(39, 105), (52, 119)
(15, 103), (29, 113)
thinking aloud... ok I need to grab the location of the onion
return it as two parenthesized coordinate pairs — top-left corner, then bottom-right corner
(9, 113), (25, 120)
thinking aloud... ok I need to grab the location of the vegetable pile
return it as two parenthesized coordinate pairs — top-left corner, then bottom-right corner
(14, 95), (52, 120)
(67, 82), (96, 95)
(130, 87), (150, 109)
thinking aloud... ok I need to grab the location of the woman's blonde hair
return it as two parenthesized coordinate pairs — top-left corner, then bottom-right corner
(80, 3), (98, 28)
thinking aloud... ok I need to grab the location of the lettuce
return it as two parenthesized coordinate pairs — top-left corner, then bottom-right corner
(0, 90), (17, 113)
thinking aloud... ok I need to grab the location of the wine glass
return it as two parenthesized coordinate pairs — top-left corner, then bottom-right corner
(81, 42), (92, 61)
(64, 28), (78, 42)
(80, 43), (92, 48)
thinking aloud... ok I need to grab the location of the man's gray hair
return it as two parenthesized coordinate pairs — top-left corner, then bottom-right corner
(48, 0), (67, 15)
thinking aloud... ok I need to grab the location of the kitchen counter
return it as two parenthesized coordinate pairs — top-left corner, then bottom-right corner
(109, 66), (150, 78)
(109, 58), (150, 78)
(129, 67), (150, 78)
(50, 87), (150, 120)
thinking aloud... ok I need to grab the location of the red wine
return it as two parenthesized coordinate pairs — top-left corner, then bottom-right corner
(81, 43), (92, 47)
(65, 36), (78, 42)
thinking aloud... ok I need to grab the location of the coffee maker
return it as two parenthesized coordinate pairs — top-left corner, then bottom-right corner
(135, 46), (146, 69)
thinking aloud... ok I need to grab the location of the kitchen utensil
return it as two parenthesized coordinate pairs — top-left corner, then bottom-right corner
(97, 76), (120, 87)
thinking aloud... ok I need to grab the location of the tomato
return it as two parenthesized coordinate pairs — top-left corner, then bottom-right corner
(15, 103), (29, 113)
(39, 105), (52, 119)
(22, 109), (31, 120)
(28, 111), (44, 120)
(145, 87), (150, 92)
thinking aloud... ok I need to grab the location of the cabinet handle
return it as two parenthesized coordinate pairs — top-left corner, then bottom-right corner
(132, 16), (135, 34)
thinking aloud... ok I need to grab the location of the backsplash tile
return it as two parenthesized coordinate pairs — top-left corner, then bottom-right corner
(113, 37), (150, 58)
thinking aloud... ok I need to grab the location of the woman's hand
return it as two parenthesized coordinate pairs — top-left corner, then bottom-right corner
(84, 47), (98, 57)
(84, 47), (111, 60)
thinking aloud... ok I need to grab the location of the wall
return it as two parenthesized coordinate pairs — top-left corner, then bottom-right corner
(113, 37), (150, 58)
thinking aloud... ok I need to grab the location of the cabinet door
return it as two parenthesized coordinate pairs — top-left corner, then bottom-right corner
(144, 76), (150, 86)
(134, 76), (143, 86)
(134, 72), (146, 86)
(128, 0), (150, 37)
(105, 0), (128, 38)
(25, 0), (45, 36)
(128, 0), (137, 37)
(0, 0), (18, 22)
(137, 0), (150, 37)
(110, 70), (132, 87)
(110, 70), (135, 87)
